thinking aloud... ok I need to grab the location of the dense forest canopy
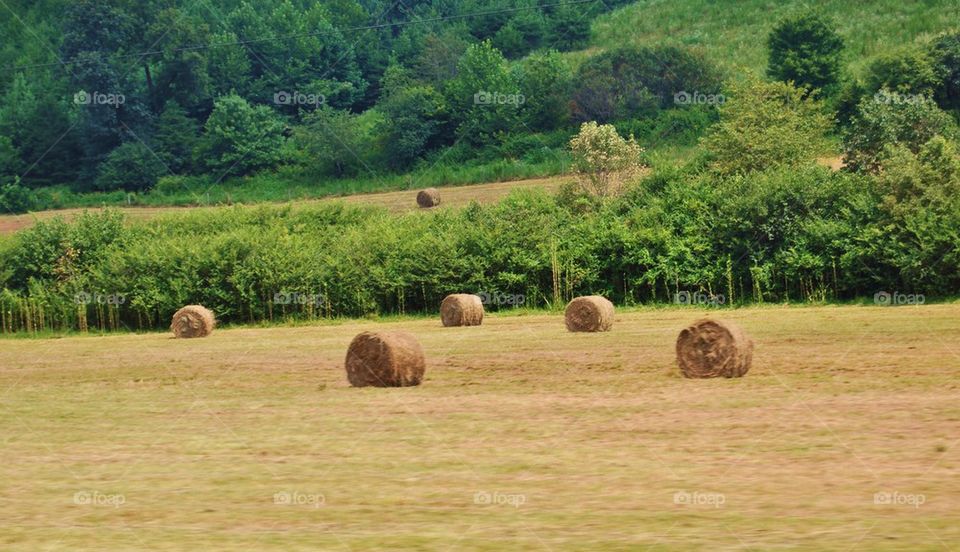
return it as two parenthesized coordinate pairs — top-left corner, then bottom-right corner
(0, 0), (636, 192)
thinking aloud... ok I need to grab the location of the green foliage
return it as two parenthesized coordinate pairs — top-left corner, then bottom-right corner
(154, 101), (200, 174)
(0, 180), (39, 214)
(292, 107), (379, 178)
(516, 50), (573, 131)
(701, 78), (832, 176)
(444, 40), (522, 145)
(865, 47), (943, 96)
(843, 93), (957, 173)
(94, 142), (166, 192)
(5, 155), (960, 334)
(376, 85), (449, 170)
(931, 30), (960, 111)
(767, 10), (844, 94)
(195, 95), (287, 177)
(855, 136), (960, 288)
(572, 45), (723, 122)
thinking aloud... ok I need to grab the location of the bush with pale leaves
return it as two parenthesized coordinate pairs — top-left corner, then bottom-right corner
(569, 122), (645, 198)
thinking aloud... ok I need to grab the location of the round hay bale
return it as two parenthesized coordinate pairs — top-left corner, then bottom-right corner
(170, 305), (216, 338)
(440, 294), (484, 327)
(676, 319), (753, 378)
(564, 295), (614, 332)
(344, 331), (426, 387)
(417, 188), (441, 208)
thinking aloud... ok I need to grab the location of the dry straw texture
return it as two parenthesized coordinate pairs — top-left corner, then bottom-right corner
(676, 319), (753, 378)
(417, 188), (441, 208)
(344, 331), (426, 387)
(564, 295), (614, 332)
(440, 294), (484, 327)
(170, 305), (216, 338)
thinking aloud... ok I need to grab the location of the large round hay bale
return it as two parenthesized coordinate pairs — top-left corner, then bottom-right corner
(417, 188), (441, 208)
(564, 295), (614, 332)
(344, 331), (426, 387)
(170, 305), (216, 338)
(676, 319), (753, 378)
(440, 294), (484, 327)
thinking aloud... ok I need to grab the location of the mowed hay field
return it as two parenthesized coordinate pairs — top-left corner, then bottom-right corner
(0, 177), (567, 235)
(1, 304), (959, 550)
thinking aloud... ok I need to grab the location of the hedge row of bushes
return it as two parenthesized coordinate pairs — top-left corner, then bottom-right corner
(2, 143), (958, 334)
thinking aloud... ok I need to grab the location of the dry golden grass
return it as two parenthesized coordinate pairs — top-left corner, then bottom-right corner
(1, 304), (958, 550)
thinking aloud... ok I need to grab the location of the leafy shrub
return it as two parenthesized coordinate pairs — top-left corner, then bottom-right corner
(572, 45), (723, 122)
(932, 30), (960, 111)
(865, 47), (943, 96)
(843, 92), (957, 173)
(375, 85), (449, 171)
(292, 107), (380, 178)
(569, 122), (644, 198)
(94, 142), (167, 192)
(195, 94), (287, 177)
(767, 10), (844, 94)
(701, 78), (831, 176)
(0, 181), (39, 214)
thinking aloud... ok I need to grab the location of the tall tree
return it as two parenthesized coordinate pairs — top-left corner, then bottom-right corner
(767, 11), (844, 95)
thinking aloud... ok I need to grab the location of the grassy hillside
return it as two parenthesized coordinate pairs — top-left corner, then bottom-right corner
(592, 0), (960, 76)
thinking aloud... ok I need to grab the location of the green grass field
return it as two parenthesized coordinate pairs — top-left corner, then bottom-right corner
(2, 304), (958, 550)
(593, 0), (960, 76)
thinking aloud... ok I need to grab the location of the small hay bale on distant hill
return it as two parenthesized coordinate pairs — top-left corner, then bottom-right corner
(676, 319), (753, 378)
(440, 294), (484, 327)
(417, 188), (441, 208)
(170, 305), (216, 338)
(344, 331), (426, 387)
(564, 296), (614, 332)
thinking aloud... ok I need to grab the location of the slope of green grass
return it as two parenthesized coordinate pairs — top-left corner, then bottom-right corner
(592, 0), (960, 76)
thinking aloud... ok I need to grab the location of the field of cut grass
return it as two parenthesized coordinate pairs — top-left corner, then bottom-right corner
(593, 0), (960, 76)
(2, 303), (958, 550)
(0, 176), (570, 236)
